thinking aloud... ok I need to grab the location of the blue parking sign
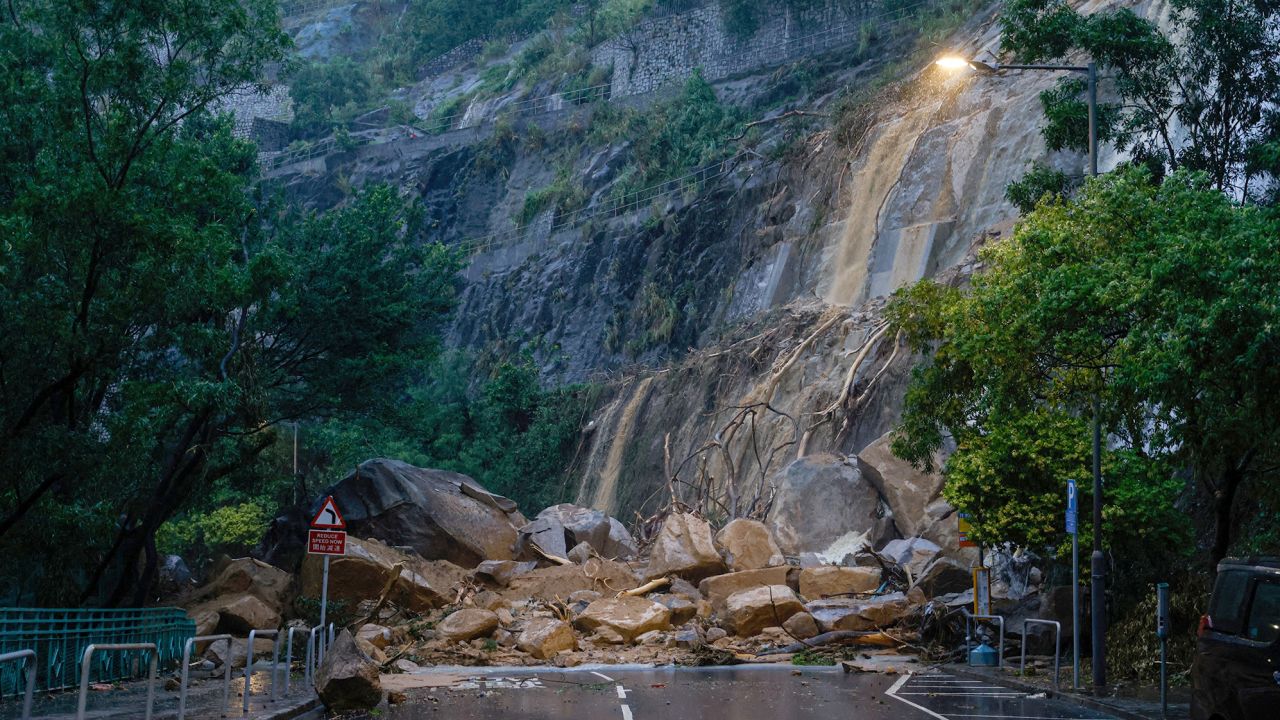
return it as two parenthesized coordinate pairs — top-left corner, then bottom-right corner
(1066, 479), (1078, 535)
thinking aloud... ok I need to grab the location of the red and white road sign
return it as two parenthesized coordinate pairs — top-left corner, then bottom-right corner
(310, 495), (346, 529)
(308, 529), (347, 556)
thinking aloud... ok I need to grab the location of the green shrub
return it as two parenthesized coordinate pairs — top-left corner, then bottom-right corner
(157, 502), (271, 566)
(289, 58), (375, 137)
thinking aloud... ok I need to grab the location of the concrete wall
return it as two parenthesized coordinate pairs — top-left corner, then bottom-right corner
(591, 0), (876, 97)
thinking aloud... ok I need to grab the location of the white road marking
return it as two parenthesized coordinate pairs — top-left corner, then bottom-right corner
(616, 685), (628, 699)
(885, 673), (951, 720)
(897, 692), (1027, 697)
(945, 715), (1113, 719)
(620, 703), (633, 720)
(592, 671), (616, 682)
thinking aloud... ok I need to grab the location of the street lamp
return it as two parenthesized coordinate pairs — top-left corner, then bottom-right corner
(936, 52), (1107, 696)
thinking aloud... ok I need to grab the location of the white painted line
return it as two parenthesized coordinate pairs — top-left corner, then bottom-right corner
(616, 685), (628, 699)
(620, 703), (633, 720)
(898, 693), (1026, 697)
(945, 715), (1112, 719)
(885, 673), (951, 720)
(591, 671), (616, 682)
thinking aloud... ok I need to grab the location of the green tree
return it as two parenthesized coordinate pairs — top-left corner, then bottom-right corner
(289, 58), (374, 136)
(0, 1), (460, 605)
(1000, 0), (1280, 200)
(888, 167), (1280, 569)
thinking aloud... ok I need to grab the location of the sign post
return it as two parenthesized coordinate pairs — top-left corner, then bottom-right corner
(309, 496), (347, 647)
(1067, 479), (1080, 690)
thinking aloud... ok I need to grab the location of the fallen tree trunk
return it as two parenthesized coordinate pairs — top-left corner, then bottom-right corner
(756, 630), (901, 656)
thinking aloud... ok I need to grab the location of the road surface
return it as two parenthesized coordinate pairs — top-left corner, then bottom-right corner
(381, 664), (1118, 720)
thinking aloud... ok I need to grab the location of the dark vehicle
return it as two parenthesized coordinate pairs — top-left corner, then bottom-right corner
(1192, 557), (1280, 720)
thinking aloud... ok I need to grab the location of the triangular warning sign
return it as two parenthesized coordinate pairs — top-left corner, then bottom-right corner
(310, 496), (346, 529)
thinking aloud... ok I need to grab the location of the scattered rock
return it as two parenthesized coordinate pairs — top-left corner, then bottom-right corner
(472, 590), (507, 611)
(879, 538), (941, 580)
(473, 560), (537, 587)
(575, 597), (672, 643)
(634, 630), (666, 646)
(437, 609), (499, 642)
(158, 555), (193, 597)
(714, 519), (784, 571)
(502, 559), (638, 602)
(567, 542), (594, 564)
(653, 594), (697, 625)
(590, 627), (627, 645)
(807, 592), (912, 632)
(567, 590), (602, 604)
(705, 627), (728, 642)
(392, 658), (420, 673)
(798, 566), (881, 600)
(914, 556), (971, 596)
(672, 628), (702, 649)
(783, 611), (820, 640)
(356, 624), (395, 650)
(214, 595), (280, 635)
(518, 504), (638, 561)
(354, 635), (388, 665)
(698, 566), (791, 612)
(314, 630), (382, 712)
(725, 585), (805, 637)
(645, 513), (726, 582)
(768, 454), (896, 558)
(494, 629), (517, 647)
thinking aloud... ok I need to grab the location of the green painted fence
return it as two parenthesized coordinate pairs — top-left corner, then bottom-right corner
(0, 608), (194, 697)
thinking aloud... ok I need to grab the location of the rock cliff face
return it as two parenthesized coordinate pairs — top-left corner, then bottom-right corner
(263, 0), (1157, 541)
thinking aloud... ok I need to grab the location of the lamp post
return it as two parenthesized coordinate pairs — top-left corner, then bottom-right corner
(936, 54), (1106, 695)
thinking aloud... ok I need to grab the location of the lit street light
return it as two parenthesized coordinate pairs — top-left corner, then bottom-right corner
(936, 52), (1107, 696)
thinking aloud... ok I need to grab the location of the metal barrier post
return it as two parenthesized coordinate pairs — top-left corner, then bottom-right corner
(303, 629), (314, 688)
(76, 644), (157, 720)
(284, 627), (301, 696)
(242, 629), (280, 714)
(0, 649), (37, 720)
(972, 613), (1006, 667)
(307, 625), (323, 680)
(179, 634), (233, 720)
(1020, 619), (1062, 691)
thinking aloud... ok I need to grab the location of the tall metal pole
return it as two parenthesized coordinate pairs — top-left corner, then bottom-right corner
(292, 423), (298, 505)
(1072, 527), (1081, 689)
(319, 555), (329, 659)
(1086, 61), (1107, 697)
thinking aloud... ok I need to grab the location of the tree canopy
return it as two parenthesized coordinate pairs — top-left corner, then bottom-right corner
(1001, 0), (1280, 202)
(887, 167), (1280, 573)
(0, 0), (460, 605)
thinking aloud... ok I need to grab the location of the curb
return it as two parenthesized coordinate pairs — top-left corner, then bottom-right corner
(939, 664), (1173, 720)
(255, 696), (322, 720)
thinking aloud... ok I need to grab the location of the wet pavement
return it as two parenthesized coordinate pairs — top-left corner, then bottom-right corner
(384, 664), (1121, 720)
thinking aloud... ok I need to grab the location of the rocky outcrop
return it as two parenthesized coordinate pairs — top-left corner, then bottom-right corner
(300, 536), (467, 612)
(574, 597), (672, 643)
(769, 454), (896, 559)
(715, 519), (784, 572)
(725, 585), (805, 637)
(645, 513), (726, 582)
(314, 630), (382, 712)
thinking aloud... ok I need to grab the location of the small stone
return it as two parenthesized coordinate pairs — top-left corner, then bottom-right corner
(496, 608), (514, 625)
(783, 611), (820, 640)
(438, 609), (499, 642)
(393, 658), (420, 673)
(389, 691), (408, 705)
(164, 677), (180, 691)
(567, 590), (602, 604)
(706, 627), (728, 642)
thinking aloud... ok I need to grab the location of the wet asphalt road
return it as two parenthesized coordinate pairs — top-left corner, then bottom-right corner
(384, 665), (1119, 720)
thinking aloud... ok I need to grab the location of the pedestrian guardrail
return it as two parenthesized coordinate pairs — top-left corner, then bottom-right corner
(0, 607), (194, 695)
(283, 627), (303, 697)
(76, 644), (157, 720)
(0, 649), (36, 720)
(242, 629), (281, 713)
(1021, 619), (1061, 691)
(178, 635), (233, 720)
(964, 612), (1006, 667)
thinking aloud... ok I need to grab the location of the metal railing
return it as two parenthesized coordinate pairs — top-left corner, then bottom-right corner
(76, 644), (157, 720)
(242, 629), (281, 713)
(178, 635), (233, 720)
(964, 612), (1006, 667)
(1021, 619), (1062, 692)
(0, 649), (36, 720)
(0, 607), (194, 695)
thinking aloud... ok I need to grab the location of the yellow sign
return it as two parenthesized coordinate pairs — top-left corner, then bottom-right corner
(958, 513), (977, 548)
(973, 566), (992, 616)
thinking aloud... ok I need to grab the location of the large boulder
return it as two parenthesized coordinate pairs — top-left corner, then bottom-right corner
(645, 513), (726, 582)
(768, 454), (896, 559)
(287, 459), (525, 568)
(714, 519), (784, 572)
(185, 558), (292, 636)
(915, 556), (972, 597)
(214, 595), (280, 634)
(314, 630), (382, 712)
(806, 593), (912, 632)
(501, 560), (638, 602)
(517, 618), (578, 659)
(798, 566), (881, 600)
(857, 431), (957, 547)
(724, 585), (805, 637)
(473, 560), (538, 588)
(300, 536), (467, 612)
(157, 555), (193, 596)
(574, 597), (672, 643)
(698, 566), (792, 612)
(437, 609), (499, 642)
(518, 504), (638, 561)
